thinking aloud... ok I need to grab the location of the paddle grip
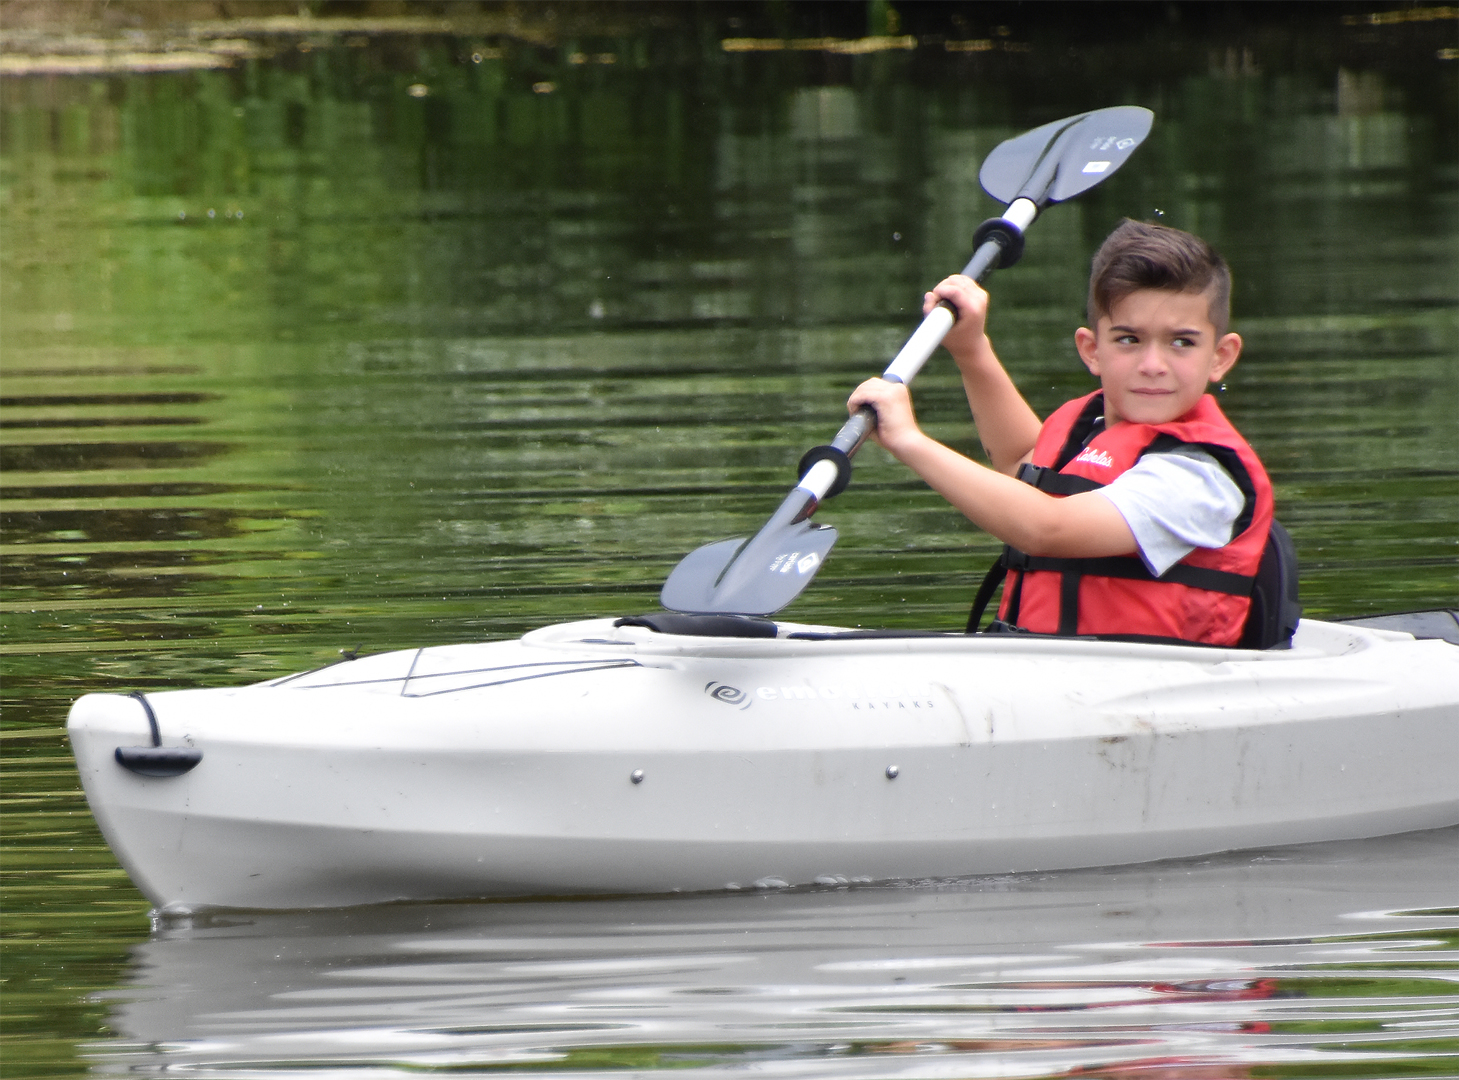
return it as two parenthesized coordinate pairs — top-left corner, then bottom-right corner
(834, 405), (878, 456)
(961, 236), (1012, 284)
(797, 405), (875, 499)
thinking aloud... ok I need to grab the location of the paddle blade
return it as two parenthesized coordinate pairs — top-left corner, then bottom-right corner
(660, 537), (747, 612)
(978, 114), (1085, 205)
(1046, 106), (1153, 203)
(979, 106), (1153, 207)
(660, 522), (838, 616)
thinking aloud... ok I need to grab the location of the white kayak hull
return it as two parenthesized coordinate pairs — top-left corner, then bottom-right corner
(67, 617), (1459, 912)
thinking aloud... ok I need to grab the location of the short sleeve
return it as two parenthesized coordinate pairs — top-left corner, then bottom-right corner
(1095, 446), (1246, 577)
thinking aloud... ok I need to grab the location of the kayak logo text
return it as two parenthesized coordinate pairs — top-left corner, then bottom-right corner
(706, 682), (939, 712)
(755, 683), (939, 711)
(1088, 136), (1137, 151)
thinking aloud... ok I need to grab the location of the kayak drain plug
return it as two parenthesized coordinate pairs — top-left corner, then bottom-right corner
(885, 765), (899, 779)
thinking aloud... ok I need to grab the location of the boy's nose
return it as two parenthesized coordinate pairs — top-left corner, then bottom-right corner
(1137, 345), (1168, 373)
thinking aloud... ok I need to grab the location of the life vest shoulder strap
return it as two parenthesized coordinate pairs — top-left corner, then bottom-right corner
(1047, 393), (1107, 471)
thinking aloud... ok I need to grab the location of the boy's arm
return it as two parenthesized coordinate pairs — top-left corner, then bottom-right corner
(847, 378), (1137, 558)
(927, 276), (1042, 476)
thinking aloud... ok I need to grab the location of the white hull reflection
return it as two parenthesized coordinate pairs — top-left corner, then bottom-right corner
(91, 828), (1459, 1078)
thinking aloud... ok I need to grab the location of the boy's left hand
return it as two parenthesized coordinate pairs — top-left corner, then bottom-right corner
(848, 377), (925, 458)
(925, 275), (992, 368)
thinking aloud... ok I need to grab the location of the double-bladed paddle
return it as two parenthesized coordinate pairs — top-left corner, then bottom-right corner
(661, 105), (1154, 617)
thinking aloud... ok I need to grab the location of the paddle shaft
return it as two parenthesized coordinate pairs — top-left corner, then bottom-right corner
(796, 197), (1039, 505)
(664, 227), (1029, 610)
(660, 107), (1155, 616)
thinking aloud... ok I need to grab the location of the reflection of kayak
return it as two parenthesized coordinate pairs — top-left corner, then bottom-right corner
(98, 830), (1459, 1077)
(67, 611), (1459, 912)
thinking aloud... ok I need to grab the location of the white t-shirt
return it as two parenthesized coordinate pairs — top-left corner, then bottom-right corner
(1095, 445), (1246, 576)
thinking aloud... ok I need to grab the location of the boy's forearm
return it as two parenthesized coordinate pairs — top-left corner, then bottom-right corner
(948, 334), (1043, 475)
(884, 431), (1135, 557)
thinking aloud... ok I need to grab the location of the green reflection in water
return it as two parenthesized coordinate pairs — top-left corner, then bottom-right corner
(1, 5), (1456, 1077)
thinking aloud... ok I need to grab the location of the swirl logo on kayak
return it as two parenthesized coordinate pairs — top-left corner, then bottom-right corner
(705, 681), (751, 710)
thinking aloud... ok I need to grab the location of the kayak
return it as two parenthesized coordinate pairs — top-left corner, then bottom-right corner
(67, 610), (1459, 912)
(65, 111), (1458, 914)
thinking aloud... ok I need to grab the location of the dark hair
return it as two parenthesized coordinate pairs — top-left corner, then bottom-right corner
(1088, 219), (1231, 335)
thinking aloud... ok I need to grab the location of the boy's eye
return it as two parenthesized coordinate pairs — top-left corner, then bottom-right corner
(1114, 333), (1139, 345)
(1172, 336), (1197, 348)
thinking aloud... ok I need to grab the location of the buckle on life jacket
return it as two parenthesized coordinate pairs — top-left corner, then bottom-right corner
(1000, 546), (1033, 571)
(983, 619), (1032, 635)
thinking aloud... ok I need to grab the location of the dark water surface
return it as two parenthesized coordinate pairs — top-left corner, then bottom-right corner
(2, 7), (1457, 1077)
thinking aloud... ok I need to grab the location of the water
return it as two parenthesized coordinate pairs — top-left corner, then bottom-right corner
(86, 831), (1459, 1078)
(2, 6), (1456, 1077)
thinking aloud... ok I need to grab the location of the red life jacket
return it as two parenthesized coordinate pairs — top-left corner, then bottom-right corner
(996, 391), (1274, 645)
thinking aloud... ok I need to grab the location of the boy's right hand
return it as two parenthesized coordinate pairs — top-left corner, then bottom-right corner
(924, 275), (991, 365)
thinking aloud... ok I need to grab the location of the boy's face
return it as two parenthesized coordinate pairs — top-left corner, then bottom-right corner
(1074, 288), (1241, 427)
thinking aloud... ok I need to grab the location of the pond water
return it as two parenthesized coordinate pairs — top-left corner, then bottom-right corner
(2, 6), (1456, 1077)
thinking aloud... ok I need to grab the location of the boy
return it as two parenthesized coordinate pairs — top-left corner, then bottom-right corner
(847, 219), (1272, 646)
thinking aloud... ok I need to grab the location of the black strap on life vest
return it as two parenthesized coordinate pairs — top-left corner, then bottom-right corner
(1002, 550), (1256, 634)
(970, 526), (1298, 650)
(1013, 463), (1105, 496)
(1142, 433), (1259, 539)
(1050, 393), (1108, 471)
(962, 462), (1103, 633)
(969, 548), (1259, 638)
(965, 405), (1260, 638)
(965, 560), (1008, 633)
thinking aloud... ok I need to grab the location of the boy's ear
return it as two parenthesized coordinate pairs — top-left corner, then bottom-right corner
(1074, 327), (1100, 376)
(1209, 332), (1242, 382)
